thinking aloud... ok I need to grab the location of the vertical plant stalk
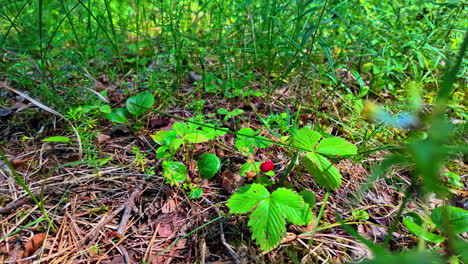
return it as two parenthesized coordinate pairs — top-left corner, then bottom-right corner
(278, 151), (298, 187)
(0, 151), (57, 232)
(383, 187), (412, 246)
(307, 190), (330, 245)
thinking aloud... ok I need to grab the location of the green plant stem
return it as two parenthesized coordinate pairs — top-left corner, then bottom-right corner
(0, 150), (57, 232)
(383, 187), (412, 247)
(308, 190), (330, 245)
(278, 151), (298, 187)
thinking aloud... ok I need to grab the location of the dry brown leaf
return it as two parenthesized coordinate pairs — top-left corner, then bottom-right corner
(23, 232), (46, 257)
(97, 133), (111, 145)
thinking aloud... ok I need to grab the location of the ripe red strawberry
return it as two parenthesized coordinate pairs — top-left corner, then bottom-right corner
(260, 160), (274, 172)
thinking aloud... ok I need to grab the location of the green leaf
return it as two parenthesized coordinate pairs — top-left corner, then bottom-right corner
(402, 217), (445, 243)
(315, 137), (357, 156)
(227, 184), (270, 214)
(104, 108), (129, 123)
(235, 128), (271, 153)
(184, 133), (209, 143)
(299, 190), (316, 208)
(272, 188), (312, 225)
(291, 128), (321, 151)
(99, 105), (112, 114)
(126, 93), (154, 116)
(197, 153), (221, 179)
(217, 108), (229, 115)
(188, 188), (203, 199)
(169, 138), (184, 153)
(352, 209), (369, 220)
(173, 122), (189, 136)
(431, 205), (468, 234)
(41, 136), (70, 143)
(249, 196), (286, 251)
(227, 184), (313, 251)
(444, 172), (464, 188)
(151, 131), (169, 145)
(303, 152), (342, 190)
(162, 161), (187, 184)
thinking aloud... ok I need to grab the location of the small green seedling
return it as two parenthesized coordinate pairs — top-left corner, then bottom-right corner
(104, 92), (155, 124)
(217, 108), (244, 122)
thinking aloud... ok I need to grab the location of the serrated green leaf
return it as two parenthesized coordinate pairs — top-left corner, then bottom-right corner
(249, 198), (286, 251)
(431, 206), (468, 234)
(41, 136), (70, 143)
(303, 152), (342, 190)
(197, 153), (221, 179)
(291, 128), (321, 151)
(126, 93), (154, 116)
(227, 184), (270, 213)
(315, 137), (357, 156)
(403, 217), (445, 243)
(184, 133), (209, 143)
(227, 184), (313, 251)
(272, 188), (312, 225)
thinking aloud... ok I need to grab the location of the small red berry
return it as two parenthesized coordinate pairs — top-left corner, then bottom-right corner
(260, 160), (274, 172)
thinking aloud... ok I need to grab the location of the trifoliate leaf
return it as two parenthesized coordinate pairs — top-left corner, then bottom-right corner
(315, 137), (357, 156)
(227, 184), (313, 251)
(303, 152), (342, 190)
(291, 128), (321, 151)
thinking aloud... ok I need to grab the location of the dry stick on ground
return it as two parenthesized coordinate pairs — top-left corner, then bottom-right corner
(203, 198), (240, 264)
(117, 180), (146, 236)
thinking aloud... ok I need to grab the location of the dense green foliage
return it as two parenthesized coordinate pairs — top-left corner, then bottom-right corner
(0, 0), (466, 263)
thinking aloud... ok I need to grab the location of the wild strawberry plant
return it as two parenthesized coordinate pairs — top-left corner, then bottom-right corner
(227, 183), (313, 251)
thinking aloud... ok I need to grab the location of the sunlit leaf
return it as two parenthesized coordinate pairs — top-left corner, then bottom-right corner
(291, 128), (321, 151)
(315, 137), (357, 156)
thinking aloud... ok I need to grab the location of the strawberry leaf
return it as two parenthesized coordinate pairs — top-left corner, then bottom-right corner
(227, 184), (313, 251)
(315, 137), (357, 156)
(303, 152), (342, 190)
